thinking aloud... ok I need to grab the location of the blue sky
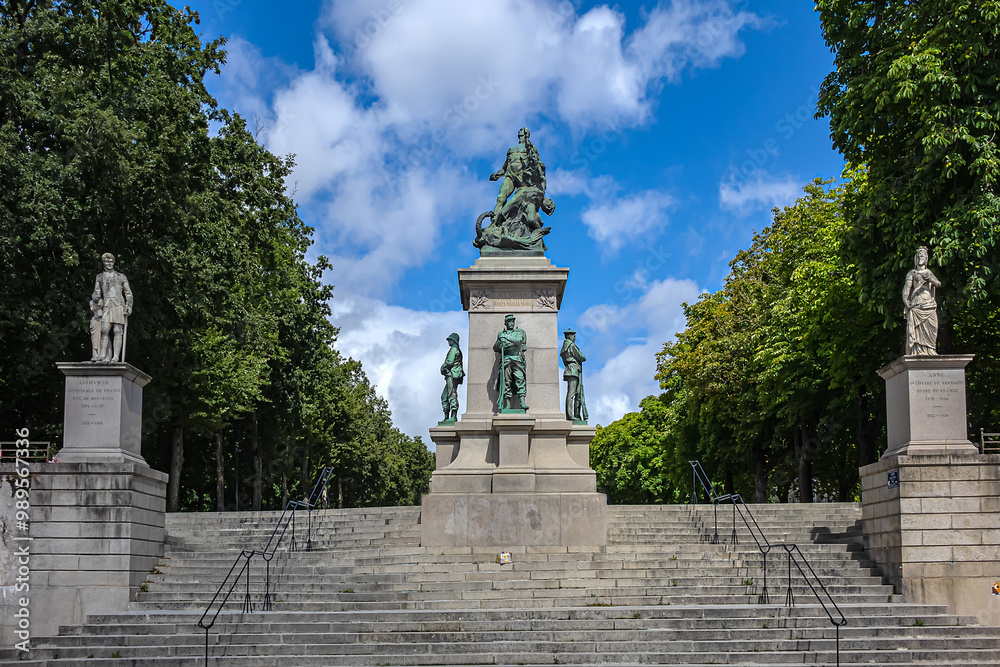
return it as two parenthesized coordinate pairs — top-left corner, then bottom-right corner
(181, 0), (845, 442)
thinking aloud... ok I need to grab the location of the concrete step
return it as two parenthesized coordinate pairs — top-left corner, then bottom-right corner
(12, 501), (996, 666)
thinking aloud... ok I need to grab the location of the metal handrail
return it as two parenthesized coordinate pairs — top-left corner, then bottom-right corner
(195, 466), (335, 666)
(688, 460), (848, 666)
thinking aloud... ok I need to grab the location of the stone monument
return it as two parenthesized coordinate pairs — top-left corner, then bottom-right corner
(421, 131), (607, 547)
(877, 247), (977, 458)
(91, 252), (132, 363)
(26, 253), (167, 637)
(860, 247), (999, 626)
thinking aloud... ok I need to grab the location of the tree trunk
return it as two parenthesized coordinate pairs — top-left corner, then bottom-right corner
(251, 411), (261, 511)
(754, 447), (767, 503)
(856, 388), (879, 467)
(338, 475), (344, 509)
(724, 469), (734, 497)
(167, 421), (184, 512)
(300, 443), (310, 500)
(797, 423), (813, 503)
(280, 441), (289, 508)
(215, 431), (225, 511)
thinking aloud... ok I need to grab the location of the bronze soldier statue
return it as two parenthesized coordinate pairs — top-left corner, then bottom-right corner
(493, 314), (528, 411)
(440, 332), (465, 423)
(560, 329), (588, 423)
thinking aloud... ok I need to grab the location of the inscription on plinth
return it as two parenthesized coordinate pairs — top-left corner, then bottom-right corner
(878, 355), (977, 458)
(57, 362), (151, 464)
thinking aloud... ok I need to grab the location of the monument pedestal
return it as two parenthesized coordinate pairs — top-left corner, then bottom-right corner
(861, 453), (1000, 626)
(3, 361), (169, 639)
(421, 256), (607, 547)
(4, 461), (169, 639)
(859, 352), (1000, 625)
(56, 362), (152, 464)
(877, 354), (978, 458)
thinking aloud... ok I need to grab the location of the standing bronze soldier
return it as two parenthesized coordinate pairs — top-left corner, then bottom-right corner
(440, 332), (465, 423)
(493, 314), (528, 411)
(560, 329), (588, 423)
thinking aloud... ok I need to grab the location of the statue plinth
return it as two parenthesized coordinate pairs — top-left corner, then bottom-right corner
(56, 362), (151, 464)
(421, 256), (607, 547)
(877, 354), (978, 458)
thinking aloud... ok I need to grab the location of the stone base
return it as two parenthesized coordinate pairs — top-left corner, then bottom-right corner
(56, 362), (152, 464)
(861, 452), (1000, 626)
(420, 492), (607, 547)
(878, 355), (978, 459)
(0, 462), (168, 641)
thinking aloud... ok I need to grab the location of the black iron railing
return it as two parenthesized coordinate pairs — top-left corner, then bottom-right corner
(196, 466), (335, 666)
(688, 461), (848, 666)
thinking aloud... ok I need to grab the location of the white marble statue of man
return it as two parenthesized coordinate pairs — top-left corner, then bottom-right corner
(91, 252), (133, 362)
(902, 246), (940, 355)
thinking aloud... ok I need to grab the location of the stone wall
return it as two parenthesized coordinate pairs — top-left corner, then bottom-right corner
(0, 461), (168, 641)
(861, 452), (1000, 625)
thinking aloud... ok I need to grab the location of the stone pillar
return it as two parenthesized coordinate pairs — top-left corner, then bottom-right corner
(861, 352), (1000, 626)
(861, 453), (1000, 626)
(12, 461), (168, 639)
(877, 355), (978, 458)
(421, 256), (607, 547)
(0, 362), (169, 640)
(56, 362), (152, 464)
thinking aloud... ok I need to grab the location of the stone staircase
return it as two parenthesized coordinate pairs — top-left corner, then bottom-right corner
(5, 503), (1000, 665)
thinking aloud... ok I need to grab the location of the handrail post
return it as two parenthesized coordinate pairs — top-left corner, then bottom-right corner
(758, 550), (769, 604)
(307, 504), (313, 551)
(731, 502), (738, 545)
(263, 555), (272, 612)
(242, 554), (253, 614)
(712, 503), (719, 544)
(784, 550), (794, 607)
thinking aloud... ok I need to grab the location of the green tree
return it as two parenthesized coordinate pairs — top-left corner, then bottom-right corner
(0, 1), (434, 512)
(590, 396), (684, 504)
(816, 0), (1000, 348)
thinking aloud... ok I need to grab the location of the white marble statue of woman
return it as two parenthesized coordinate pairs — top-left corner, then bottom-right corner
(902, 246), (941, 355)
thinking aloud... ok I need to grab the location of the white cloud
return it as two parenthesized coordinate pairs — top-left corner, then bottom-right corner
(581, 189), (675, 257)
(331, 295), (467, 445)
(719, 171), (803, 216)
(576, 277), (703, 426)
(211, 1), (764, 296)
(331, 278), (703, 439)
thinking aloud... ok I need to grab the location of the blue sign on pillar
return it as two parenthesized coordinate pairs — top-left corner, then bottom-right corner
(887, 470), (899, 489)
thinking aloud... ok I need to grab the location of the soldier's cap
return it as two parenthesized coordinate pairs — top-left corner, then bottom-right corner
(563, 328), (576, 336)
(446, 333), (460, 344)
(504, 314), (515, 321)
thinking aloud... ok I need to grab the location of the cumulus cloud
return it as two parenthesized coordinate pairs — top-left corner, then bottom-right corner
(331, 295), (466, 444)
(575, 277), (704, 427)
(209, 0), (761, 432)
(719, 171), (803, 216)
(213, 0), (764, 296)
(581, 189), (675, 257)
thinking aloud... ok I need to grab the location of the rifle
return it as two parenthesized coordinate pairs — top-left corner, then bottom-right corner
(496, 332), (507, 411)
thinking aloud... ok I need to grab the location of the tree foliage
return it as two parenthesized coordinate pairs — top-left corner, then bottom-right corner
(597, 181), (893, 503)
(0, 0), (433, 511)
(816, 0), (1000, 344)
